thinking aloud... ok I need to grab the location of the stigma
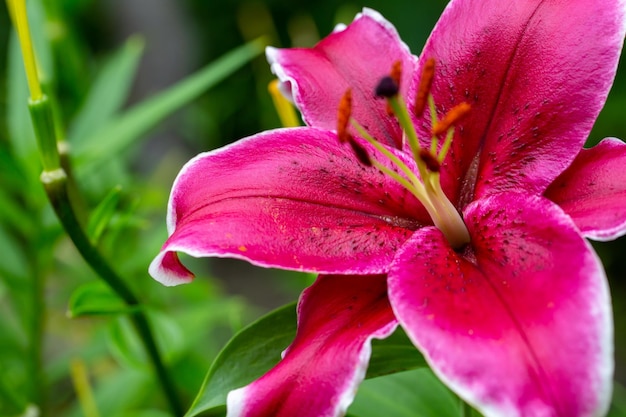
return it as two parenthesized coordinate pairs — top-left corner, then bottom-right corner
(336, 59), (471, 249)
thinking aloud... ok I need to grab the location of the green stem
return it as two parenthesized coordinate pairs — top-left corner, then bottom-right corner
(41, 169), (183, 416)
(29, 96), (60, 172)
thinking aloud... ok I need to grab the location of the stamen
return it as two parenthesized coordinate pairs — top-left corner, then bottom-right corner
(351, 118), (423, 194)
(341, 62), (471, 250)
(419, 149), (440, 173)
(438, 128), (455, 163)
(432, 102), (471, 136)
(375, 76), (399, 98)
(385, 95), (429, 182)
(384, 61), (404, 117)
(337, 89), (353, 143)
(390, 60), (402, 87)
(336, 89), (372, 166)
(414, 58), (435, 117)
(348, 138), (372, 166)
(428, 95), (438, 131)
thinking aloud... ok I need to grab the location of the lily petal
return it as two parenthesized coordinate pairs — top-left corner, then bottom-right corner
(388, 193), (612, 417)
(149, 127), (424, 286)
(416, 0), (626, 205)
(545, 138), (626, 241)
(267, 8), (417, 148)
(227, 274), (397, 417)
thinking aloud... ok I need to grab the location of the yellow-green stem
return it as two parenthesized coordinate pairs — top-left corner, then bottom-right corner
(8, 0), (43, 100)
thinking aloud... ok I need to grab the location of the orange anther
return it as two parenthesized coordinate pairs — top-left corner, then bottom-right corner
(390, 60), (402, 88)
(414, 57), (436, 117)
(337, 89), (352, 143)
(348, 137), (372, 166)
(432, 102), (471, 136)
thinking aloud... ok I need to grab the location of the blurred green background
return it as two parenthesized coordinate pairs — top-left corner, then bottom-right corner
(0, 0), (625, 416)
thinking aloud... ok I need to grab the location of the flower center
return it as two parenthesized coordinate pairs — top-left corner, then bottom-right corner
(337, 59), (471, 249)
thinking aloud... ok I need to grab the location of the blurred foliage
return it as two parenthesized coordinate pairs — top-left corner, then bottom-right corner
(0, 1), (625, 416)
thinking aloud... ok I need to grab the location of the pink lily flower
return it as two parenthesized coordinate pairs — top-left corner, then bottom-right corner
(150, 1), (626, 416)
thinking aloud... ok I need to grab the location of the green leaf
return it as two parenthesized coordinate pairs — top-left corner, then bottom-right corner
(107, 311), (184, 369)
(0, 223), (30, 281)
(0, 369), (28, 416)
(68, 36), (144, 145)
(149, 311), (185, 363)
(186, 302), (426, 417)
(347, 369), (459, 417)
(0, 182), (37, 238)
(7, 31), (37, 163)
(73, 38), (267, 167)
(108, 316), (148, 369)
(86, 185), (123, 243)
(67, 281), (134, 318)
(186, 303), (296, 417)
(367, 327), (426, 378)
(609, 382), (626, 417)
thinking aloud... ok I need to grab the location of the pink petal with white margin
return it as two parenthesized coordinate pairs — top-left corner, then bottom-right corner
(227, 274), (397, 417)
(413, 0), (626, 207)
(267, 8), (417, 149)
(545, 138), (626, 241)
(388, 193), (612, 417)
(149, 127), (426, 286)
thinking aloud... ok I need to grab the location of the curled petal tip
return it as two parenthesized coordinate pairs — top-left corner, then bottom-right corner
(149, 250), (195, 287)
(545, 137), (626, 241)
